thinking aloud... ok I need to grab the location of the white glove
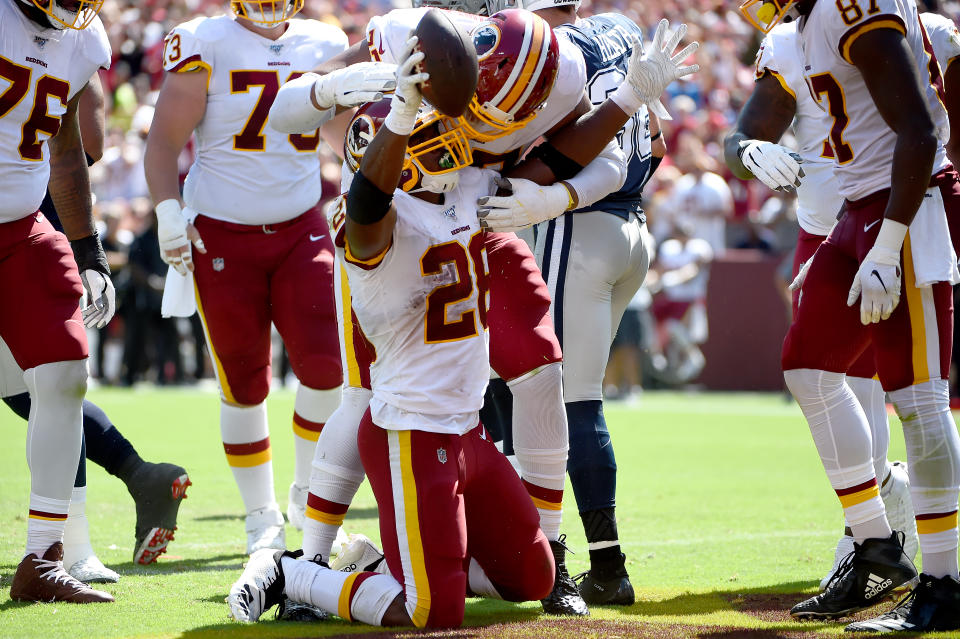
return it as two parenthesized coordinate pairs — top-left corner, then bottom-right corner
(156, 199), (205, 276)
(609, 20), (699, 120)
(80, 270), (116, 329)
(790, 256), (812, 291)
(312, 62), (398, 110)
(739, 140), (805, 192)
(384, 36), (428, 135)
(847, 219), (906, 325)
(477, 177), (572, 232)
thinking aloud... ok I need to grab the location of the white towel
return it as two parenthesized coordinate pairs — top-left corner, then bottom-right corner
(909, 187), (960, 287)
(160, 206), (199, 318)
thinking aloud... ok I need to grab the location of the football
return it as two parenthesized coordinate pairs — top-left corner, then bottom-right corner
(413, 9), (479, 117)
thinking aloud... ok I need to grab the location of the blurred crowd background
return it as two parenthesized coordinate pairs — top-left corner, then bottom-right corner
(88, 0), (960, 397)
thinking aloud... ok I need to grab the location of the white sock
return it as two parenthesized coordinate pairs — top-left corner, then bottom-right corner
(283, 556), (401, 625)
(303, 387), (368, 561)
(62, 486), (95, 568)
(508, 363), (568, 542)
(221, 401), (275, 513)
(292, 385), (341, 489)
(23, 361), (85, 558)
(784, 369), (889, 542)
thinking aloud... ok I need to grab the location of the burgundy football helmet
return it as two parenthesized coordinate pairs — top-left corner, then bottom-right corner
(464, 9), (559, 142)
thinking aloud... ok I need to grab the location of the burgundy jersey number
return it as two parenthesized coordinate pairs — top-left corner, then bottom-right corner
(230, 70), (321, 153)
(0, 56), (70, 161)
(420, 232), (489, 343)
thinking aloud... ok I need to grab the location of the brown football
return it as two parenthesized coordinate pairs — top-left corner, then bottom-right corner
(413, 9), (479, 117)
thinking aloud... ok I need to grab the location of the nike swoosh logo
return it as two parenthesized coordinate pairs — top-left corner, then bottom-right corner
(309, 234), (326, 242)
(870, 269), (888, 293)
(864, 219), (881, 232)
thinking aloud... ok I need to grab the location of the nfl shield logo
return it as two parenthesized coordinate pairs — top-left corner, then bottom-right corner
(212, 257), (225, 272)
(33, 36), (47, 49)
(437, 448), (447, 464)
(269, 44), (284, 55)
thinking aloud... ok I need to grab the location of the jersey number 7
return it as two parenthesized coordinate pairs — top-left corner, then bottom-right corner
(231, 70), (320, 152)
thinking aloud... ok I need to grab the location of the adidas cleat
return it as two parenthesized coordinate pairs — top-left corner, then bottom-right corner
(791, 532), (916, 621)
(845, 573), (960, 633)
(820, 535), (855, 592)
(67, 555), (120, 584)
(881, 462), (919, 567)
(287, 483), (307, 532)
(129, 462), (191, 565)
(542, 535), (589, 616)
(228, 548), (299, 622)
(330, 534), (387, 574)
(246, 505), (286, 554)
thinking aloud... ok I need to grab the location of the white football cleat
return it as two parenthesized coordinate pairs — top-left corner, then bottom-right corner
(882, 461), (919, 565)
(287, 483), (307, 531)
(228, 548), (289, 622)
(819, 534), (855, 592)
(67, 555), (120, 584)
(246, 505), (286, 555)
(330, 526), (349, 559)
(329, 534), (387, 574)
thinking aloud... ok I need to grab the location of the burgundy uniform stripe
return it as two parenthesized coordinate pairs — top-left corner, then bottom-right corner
(835, 477), (878, 496)
(521, 479), (563, 504)
(293, 413), (325, 433)
(349, 572), (377, 600)
(307, 492), (350, 514)
(916, 509), (959, 520)
(223, 437), (271, 456)
(169, 54), (204, 73)
(28, 509), (67, 519)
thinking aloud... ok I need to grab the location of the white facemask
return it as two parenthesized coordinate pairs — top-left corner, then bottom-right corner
(413, 170), (462, 194)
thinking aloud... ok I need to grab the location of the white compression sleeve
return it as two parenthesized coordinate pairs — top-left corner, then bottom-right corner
(269, 73), (335, 134)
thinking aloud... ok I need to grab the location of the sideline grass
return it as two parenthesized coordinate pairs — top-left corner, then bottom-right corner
(0, 388), (957, 638)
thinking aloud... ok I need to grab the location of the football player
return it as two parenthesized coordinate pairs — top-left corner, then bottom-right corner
(2, 0), (116, 604)
(722, 18), (920, 592)
(143, 0), (396, 554)
(737, 0), (960, 630)
(3, 73), (190, 580)
(483, 0), (666, 608)
(229, 43), (555, 629)
(270, 5), (695, 616)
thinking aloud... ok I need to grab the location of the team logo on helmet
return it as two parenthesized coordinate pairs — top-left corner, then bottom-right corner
(472, 24), (501, 59)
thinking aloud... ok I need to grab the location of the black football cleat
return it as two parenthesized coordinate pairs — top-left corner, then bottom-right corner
(845, 573), (960, 633)
(791, 532), (917, 621)
(128, 461), (191, 564)
(541, 535), (589, 616)
(575, 552), (636, 606)
(276, 599), (329, 622)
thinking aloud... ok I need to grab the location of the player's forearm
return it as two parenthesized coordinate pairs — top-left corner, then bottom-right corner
(547, 101), (631, 166)
(564, 140), (627, 209)
(144, 136), (184, 207)
(885, 129), (937, 227)
(723, 131), (753, 180)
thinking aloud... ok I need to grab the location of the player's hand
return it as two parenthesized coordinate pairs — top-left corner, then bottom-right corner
(80, 270), (116, 329)
(616, 21), (699, 120)
(477, 177), (571, 232)
(790, 256), (812, 291)
(847, 246), (902, 325)
(156, 199), (206, 276)
(384, 36), (428, 135)
(312, 62), (398, 110)
(739, 140), (805, 192)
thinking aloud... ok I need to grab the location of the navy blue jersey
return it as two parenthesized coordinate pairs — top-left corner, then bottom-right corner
(558, 14), (652, 220)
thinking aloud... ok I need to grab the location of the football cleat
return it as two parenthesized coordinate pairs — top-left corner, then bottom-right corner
(67, 555), (120, 584)
(228, 548), (299, 622)
(287, 483), (307, 532)
(542, 535), (589, 616)
(820, 535), (855, 592)
(128, 462), (191, 565)
(10, 542), (114, 603)
(246, 505), (286, 555)
(791, 532), (916, 621)
(844, 573), (960, 633)
(330, 533), (388, 574)
(880, 462), (918, 567)
(275, 598), (329, 622)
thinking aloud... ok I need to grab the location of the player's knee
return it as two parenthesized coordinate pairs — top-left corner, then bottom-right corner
(227, 380), (269, 406)
(27, 359), (88, 401)
(492, 326), (562, 381)
(292, 353), (342, 390)
(783, 368), (845, 404)
(495, 536), (555, 602)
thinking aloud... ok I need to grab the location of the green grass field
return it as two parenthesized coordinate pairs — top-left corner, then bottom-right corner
(0, 388), (957, 638)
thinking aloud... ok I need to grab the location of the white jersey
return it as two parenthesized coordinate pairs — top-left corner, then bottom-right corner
(365, 8), (587, 164)
(163, 16), (347, 225)
(756, 23), (842, 235)
(798, 0), (950, 200)
(921, 12), (960, 72)
(0, 0), (110, 222)
(337, 167), (496, 435)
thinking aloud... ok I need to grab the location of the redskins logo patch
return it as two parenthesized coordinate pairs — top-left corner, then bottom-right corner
(345, 114), (377, 173)
(472, 24), (501, 60)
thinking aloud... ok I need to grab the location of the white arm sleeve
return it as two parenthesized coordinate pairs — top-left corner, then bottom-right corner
(563, 139), (627, 209)
(269, 73), (335, 134)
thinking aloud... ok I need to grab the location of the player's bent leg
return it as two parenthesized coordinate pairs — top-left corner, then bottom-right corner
(358, 412), (468, 628)
(462, 424), (555, 604)
(302, 386), (370, 562)
(288, 385), (341, 531)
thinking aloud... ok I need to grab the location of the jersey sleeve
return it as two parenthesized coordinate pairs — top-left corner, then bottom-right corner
(754, 29), (797, 99)
(162, 19), (213, 74)
(828, 0), (908, 64)
(552, 35), (588, 105)
(922, 12), (960, 70)
(365, 9), (427, 64)
(83, 17), (112, 72)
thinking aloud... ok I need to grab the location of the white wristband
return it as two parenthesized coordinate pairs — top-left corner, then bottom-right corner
(873, 219), (908, 252)
(609, 83), (644, 116)
(155, 198), (182, 222)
